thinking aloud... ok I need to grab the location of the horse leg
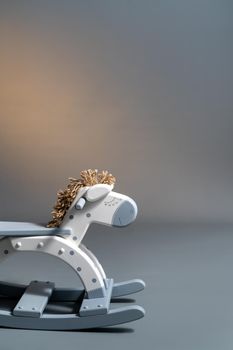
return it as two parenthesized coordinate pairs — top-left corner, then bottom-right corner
(79, 243), (107, 285)
(8, 236), (106, 298)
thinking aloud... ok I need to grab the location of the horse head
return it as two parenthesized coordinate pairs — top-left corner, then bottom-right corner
(47, 170), (137, 243)
(62, 183), (137, 229)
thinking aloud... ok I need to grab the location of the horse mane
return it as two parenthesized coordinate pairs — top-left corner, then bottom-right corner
(47, 169), (116, 228)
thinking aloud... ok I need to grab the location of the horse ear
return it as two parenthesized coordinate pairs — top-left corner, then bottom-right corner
(85, 184), (113, 202)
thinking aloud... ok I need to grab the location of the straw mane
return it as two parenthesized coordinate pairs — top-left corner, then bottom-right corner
(47, 169), (116, 228)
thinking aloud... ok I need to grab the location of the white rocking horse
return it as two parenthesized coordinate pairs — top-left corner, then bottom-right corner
(0, 170), (145, 330)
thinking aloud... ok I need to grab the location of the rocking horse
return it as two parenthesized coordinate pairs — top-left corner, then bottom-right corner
(0, 169), (145, 330)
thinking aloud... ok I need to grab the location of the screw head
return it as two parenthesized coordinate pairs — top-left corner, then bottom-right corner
(15, 242), (22, 249)
(37, 242), (44, 248)
(58, 248), (65, 255)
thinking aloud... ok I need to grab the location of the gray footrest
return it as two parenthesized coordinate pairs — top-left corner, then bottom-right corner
(79, 279), (113, 316)
(13, 281), (54, 318)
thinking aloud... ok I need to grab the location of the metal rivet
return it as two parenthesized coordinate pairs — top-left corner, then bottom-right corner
(73, 236), (77, 241)
(83, 306), (88, 309)
(15, 242), (21, 249)
(92, 278), (97, 283)
(77, 267), (82, 272)
(58, 248), (65, 255)
(97, 304), (103, 308)
(86, 213), (91, 218)
(70, 250), (74, 256)
(69, 215), (74, 220)
(4, 250), (9, 255)
(32, 307), (36, 310)
(37, 242), (44, 248)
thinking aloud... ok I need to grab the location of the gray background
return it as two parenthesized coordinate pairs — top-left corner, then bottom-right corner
(0, 1), (233, 349)
(0, 0), (233, 224)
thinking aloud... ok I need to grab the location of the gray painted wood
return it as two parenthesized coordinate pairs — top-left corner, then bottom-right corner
(13, 281), (54, 318)
(0, 221), (71, 236)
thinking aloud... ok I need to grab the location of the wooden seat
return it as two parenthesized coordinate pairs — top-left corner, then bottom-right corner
(0, 221), (71, 237)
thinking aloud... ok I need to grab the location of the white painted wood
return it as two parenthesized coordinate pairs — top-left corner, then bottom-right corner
(85, 184), (113, 202)
(5, 236), (106, 298)
(80, 244), (107, 281)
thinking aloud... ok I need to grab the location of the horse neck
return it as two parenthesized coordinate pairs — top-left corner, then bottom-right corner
(60, 211), (90, 245)
(59, 187), (90, 244)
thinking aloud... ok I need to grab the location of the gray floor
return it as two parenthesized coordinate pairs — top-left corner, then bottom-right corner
(1, 223), (233, 350)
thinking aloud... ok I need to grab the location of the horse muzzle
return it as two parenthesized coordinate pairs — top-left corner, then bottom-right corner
(112, 199), (138, 227)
